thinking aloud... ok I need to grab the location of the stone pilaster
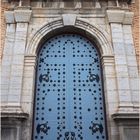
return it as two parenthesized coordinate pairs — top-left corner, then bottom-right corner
(7, 9), (32, 111)
(122, 23), (139, 109)
(107, 10), (139, 140)
(107, 10), (134, 112)
(1, 11), (15, 106)
(21, 55), (36, 114)
(101, 55), (119, 139)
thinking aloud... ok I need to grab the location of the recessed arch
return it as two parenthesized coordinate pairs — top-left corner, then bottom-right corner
(26, 18), (113, 56)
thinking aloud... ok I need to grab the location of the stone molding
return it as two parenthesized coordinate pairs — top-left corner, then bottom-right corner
(1, 106), (29, 120)
(26, 17), (113, 56)
(106, 10), (134, 25)
(14, 10), (32, 23)
(112, 112), (139, 121)
(1, 112), (29, 120)
(4, 9), (32, 24)
(24, 55), (37, 67)
(101, 55), (115, 66)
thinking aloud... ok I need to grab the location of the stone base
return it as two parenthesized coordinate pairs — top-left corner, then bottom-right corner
(112, 112), (139, 140)
(1, 107), (29, 140)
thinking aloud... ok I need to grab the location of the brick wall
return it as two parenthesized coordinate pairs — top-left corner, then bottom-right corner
(1, 2), (10, 60)
(129, 0), (140, 66)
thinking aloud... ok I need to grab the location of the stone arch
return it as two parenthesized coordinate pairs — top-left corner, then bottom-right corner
(26, 17), (113, 56)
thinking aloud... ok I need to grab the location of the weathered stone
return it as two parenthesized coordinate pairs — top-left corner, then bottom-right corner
(107, 10), (124, 24)
(4, 11), (15, 24)
(62, 14), (77, 26)
(123, 12), (134, 25)
(14, 10), (32, 23)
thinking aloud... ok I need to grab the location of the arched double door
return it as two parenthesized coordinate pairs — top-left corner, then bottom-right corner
(33, 34), (107, 140)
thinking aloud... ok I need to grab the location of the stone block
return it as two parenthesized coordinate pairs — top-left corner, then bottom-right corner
(130, 78), (139, 90)
(2, 55), (12, 65)
(128, 66), (138, 77)
(22, 89), (32, 96)
(62, 14), (76, 26)
(21, 95), (32, 102)
(1, 77), (10, 86)
(113, 43), (125, 55)
(10, 65), (24, 76)
(9, 76), (22, 89)
(127, 56), (137, 66)
(107, 91), (118, 103)
(107, 10), (124, 24)
(123, 33), (133, 41)
(108, 102), (118, 114)
(132, 91), (139, 102)
(21, 102), (32, 114)
(13, 43), (26, 54)
(123, 12), (134, 25)
(14, 10), (32, 23)
(112, 32), (123, 39)
(106, 78), (117, 91)
(104, 65), (115, 76)
(23, 78), (34, 90)
(8, 94), (21, 102)
(123, 25), (132, 34)
(6, 24), (16, 33)
(12, 55), (24, 65)
(119, 90), (132, 102)
(3, 42), (14, 55)
(1, 95), (8, 102)
(115, 56), (127, 65)
(111, 24), (123, 33)
(125, 44), (135, 55)
(124, 128), (139, 140)
(117, 77), (130, 90)
(16, 23), (28, 32)
(1, 65), (11, 74)
(115, 65), (129, 77)
(4, 11), (15, 24)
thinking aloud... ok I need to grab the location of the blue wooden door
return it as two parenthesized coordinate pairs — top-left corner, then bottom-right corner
(33, 34), (107, 140)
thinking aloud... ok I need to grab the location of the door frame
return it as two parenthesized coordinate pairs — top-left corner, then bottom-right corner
(24, 18), (115, 140)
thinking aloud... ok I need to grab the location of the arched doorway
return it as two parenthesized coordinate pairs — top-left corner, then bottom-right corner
(33, 34), (107, 140)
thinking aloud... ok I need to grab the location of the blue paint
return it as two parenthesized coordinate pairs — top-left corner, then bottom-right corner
(33, 34), (107, 140)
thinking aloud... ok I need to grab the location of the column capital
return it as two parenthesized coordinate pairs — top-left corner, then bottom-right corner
(14, 9), (32, 23)
(101, 55), (115, 66)
(123, 12), (134, 25)
(4, 11), (15, 24)
(5, 8), (32, 24)
(106, 10), (134, 25)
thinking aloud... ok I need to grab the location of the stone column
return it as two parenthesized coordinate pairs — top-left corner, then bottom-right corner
(107, 10), (133, 112)
(1, 11), (15, 107)
(8, 8), (32, 111)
